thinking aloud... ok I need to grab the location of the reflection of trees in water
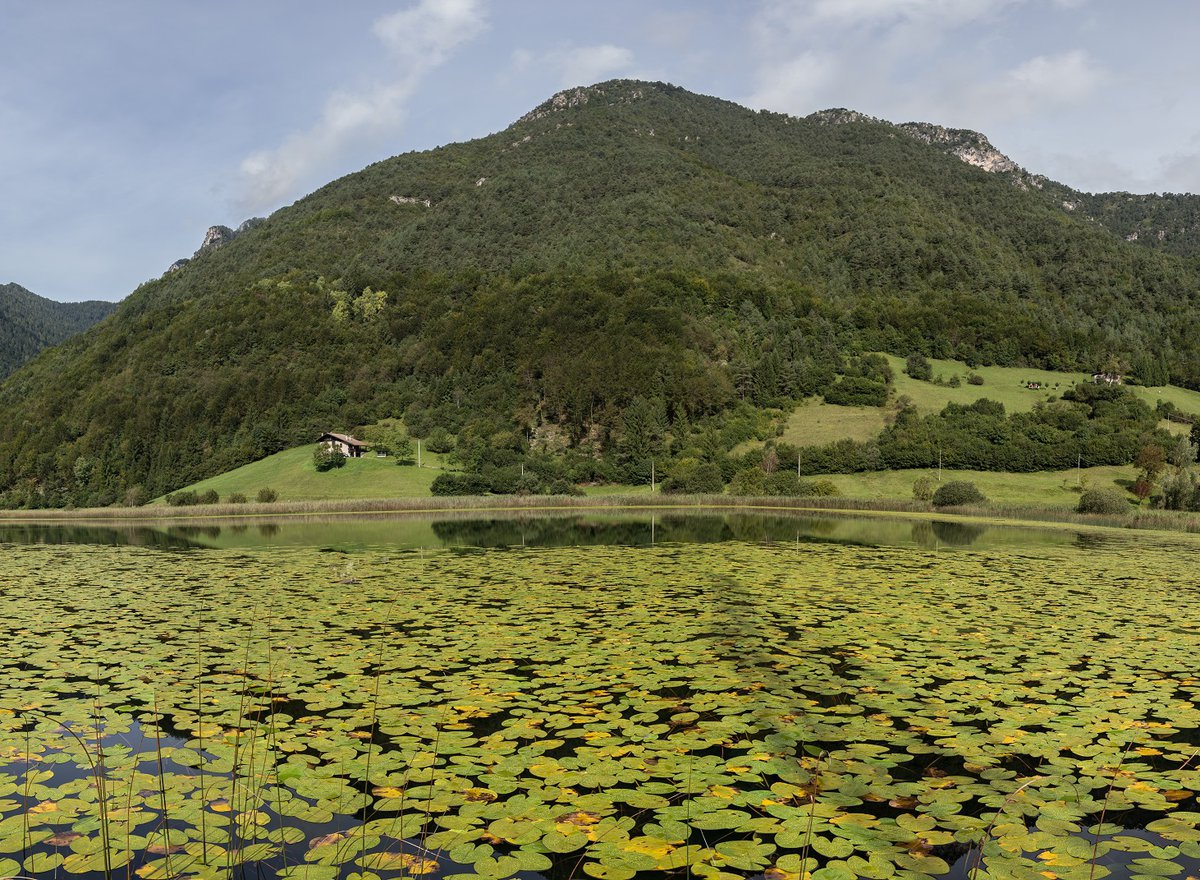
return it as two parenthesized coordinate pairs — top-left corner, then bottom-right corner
(911, 520), (985, 548)
(0, 524), (201, 549)
(428, 514), (863, 549)
(431, 516), (677, 548)
(258, 523), (280, 538)
(167, 525), (222, 541)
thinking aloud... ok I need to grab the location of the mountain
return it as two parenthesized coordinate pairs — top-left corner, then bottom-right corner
(0, 283), (116, 377)
(1, 79), (1198, 507)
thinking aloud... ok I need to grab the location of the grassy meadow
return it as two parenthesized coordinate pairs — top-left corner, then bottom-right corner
(825, 464), (1133, 508)
(155, 444), (449, 503)
(760, 354), (1200, 452)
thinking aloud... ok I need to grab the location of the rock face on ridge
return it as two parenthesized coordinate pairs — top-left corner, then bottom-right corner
(165, 217), (267, 273)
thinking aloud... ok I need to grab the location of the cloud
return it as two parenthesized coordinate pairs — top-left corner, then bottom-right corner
(1158, 136), (1200, 194)
(746, 52), (836, 114)
(557, 44), (636, 88)
(754, 0), (1017, 39)
(236, 0), (487, 214)
(953, 50), (1105, 121)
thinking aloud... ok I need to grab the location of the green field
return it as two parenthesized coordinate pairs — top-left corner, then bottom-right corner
(157, 444), (450, 503)
(761, 355), (1200, 451)
(882, 354), (1088, 413)
(826, 464), (1134, 508)
(781, 401), (889, 445)
(882, 353), (1200, 416)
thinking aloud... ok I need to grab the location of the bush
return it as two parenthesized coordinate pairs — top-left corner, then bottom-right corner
(967, 372), (985, 386)
(545, 478), (584, 496)
(1076, 488), (1130, 515)
(425, 427), (455, 454)
(905, 354), (932, 381)
(728, 467), (767, 495)
(430, 472), (490, 496)
(198, 490), (219, 505)
(661, 458), (725, 494)
(227, 492), (248, 504)
(824, 377), (888, 407)
(798, 479), (839, 497)
(313, 444), (346, 471)
(912, 476), (937, 501)
(256, 488), (278, 503)
(166, 490), (199, 507)
(931, 481), (986, 507)
(765, 472), (802, 496)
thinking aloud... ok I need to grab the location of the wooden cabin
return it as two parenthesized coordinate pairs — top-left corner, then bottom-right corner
(318, 432), (368, 458)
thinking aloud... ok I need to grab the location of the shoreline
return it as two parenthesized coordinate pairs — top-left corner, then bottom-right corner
(1, 493), (1197, 540)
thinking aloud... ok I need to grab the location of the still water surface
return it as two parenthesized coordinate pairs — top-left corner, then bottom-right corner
(0, 508), (1128, 553)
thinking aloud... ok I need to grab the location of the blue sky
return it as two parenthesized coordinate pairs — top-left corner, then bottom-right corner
(3, 1), (1198, 302)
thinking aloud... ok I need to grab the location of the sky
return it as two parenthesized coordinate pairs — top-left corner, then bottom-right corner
(2, 0), (1198, 302)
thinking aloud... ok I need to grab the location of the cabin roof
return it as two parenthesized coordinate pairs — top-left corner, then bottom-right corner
(319, 432), (368, 447)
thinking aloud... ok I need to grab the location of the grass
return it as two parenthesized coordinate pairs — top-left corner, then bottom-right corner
(882, 353), (1091, 413)
(823, 464), (1135, 509)
(781, 402), (889, 445)
(154, 444), (450, 503)
(881, 352), (1200, 416)
(733, 356), (1200, 457)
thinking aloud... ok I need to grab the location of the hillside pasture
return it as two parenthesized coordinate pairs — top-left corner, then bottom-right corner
(156, 444), (449, 503)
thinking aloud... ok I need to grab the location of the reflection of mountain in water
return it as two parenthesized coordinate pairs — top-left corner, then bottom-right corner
(0, 524), (201, 549)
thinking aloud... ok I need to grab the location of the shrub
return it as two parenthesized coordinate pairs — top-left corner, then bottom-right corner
(256, 488), (279, 503)
(198, 490), (219, 505)
(824, 377), (888, 407)
(425, 428), (455, 454)
(912, 476), (937, 502)
(931, 481), (986, 507)
(905, 354), (933, 381)
(765, 472), (801, 496)
(313, 444), (346, 471)
(728, 467), (767, 495)
(227, 492), (248, 504)
(661, 458), (725, 494)
(1076, 488), (1130, 515)
(967, 372), (984, 386)
(166, 490), (199, 507)
(430, 472), (490, 496)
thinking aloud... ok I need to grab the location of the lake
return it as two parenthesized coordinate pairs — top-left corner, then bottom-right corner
(1, 511), (1197, 879)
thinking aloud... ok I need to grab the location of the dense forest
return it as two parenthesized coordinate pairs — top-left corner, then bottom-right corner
(0, 283), (115, 377)
(2, 80), (1199, 507)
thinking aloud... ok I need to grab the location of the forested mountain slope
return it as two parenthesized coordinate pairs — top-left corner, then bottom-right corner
(1, 80), (1197, 506)
(0, 283), (115, 377)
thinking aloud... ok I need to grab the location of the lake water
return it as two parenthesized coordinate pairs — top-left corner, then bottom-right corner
(0, 508), (1128, 552)
(1, 512), (1196, 880)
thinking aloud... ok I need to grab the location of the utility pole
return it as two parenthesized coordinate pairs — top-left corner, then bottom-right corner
(651, 459), (655, 493)
(417, 439), (422, 468)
